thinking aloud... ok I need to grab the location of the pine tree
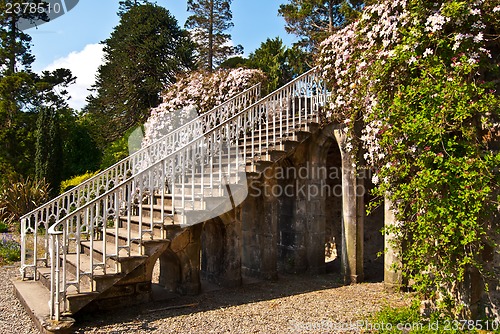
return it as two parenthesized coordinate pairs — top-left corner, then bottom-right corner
(34, 69), (75, 194)
(186, 0), (242, 71)
(118, 0), (150, 16)
(0, 1), (51, 180)
(278, 0), (365, 52)
(0, 0), (48, 74)
(85, 3), (195, 147)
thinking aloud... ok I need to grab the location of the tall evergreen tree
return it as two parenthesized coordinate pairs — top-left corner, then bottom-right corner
(85, 3), (195, 147)
(35, 107), (62, 195)
(248, 37), (297, 93)
(118, 0), (150, 16)
(0, 1), (54, 181)
(278, 0), (365, 52)
(34, 69), (75, 194)
(186, 0), (242, 71)
(0, 0), (48, 74)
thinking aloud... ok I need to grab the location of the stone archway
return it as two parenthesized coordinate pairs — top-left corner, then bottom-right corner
(238, 123), (395, 286)
(201, 213), (243, 288)
(157, 248), (182, 293)
(324, 137), (343, 273)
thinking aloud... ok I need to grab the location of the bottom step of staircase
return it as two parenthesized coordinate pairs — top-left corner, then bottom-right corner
(12, 279), (75, 334)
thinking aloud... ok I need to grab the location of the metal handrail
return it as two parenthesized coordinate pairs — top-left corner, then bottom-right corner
(20, 83), (261, 278)
(47, 67), (327, 319)
(48, 67), (323, 231)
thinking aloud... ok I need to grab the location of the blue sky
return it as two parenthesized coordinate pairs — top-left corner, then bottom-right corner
(27, 0), (297, 110)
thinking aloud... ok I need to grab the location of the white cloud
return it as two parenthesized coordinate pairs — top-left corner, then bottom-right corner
(42, 43), (104, 111)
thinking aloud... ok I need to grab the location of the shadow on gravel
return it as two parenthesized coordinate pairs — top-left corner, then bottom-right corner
(73, 272), (348, 332)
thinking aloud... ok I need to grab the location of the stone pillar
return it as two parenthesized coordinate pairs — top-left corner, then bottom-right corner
(219, 210), (243, 287)
(384, 197), (402, 290)
(260, 168), (279, 279)
(304, 163), (327, 274)
(334, 128), (363, 284)
(241, 173), (278, 280)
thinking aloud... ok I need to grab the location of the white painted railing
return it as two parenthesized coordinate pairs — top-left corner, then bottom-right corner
(20, 83), (261, 279)
(47, 67), (327, 320)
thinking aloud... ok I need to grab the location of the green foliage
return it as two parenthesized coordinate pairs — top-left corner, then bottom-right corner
(100, 139), (129, 170)
(0, 72), (38, 180)
(219, 56), (248, 69)
(278, 0), (365, 52)
(371, 302), (423, 333)
(99, 127), (141, 169)
(247, 37), (301, 93)
(0, 1), (48, 74)
(59, 116), (101, 179)
(85, 3), (195, 147)
(118, 0), (151, 16)
(0, 221), (8, 233)
(35, 107), (63, 196)
(0, 235), (21, 265)
(370, 301), (490, 333)
(186, 0), (242, 70)
(0, 6), (89, 195)
(0, 176), (49, 227)
(319, 0), (500, 316)
(60, 170), (100, 194)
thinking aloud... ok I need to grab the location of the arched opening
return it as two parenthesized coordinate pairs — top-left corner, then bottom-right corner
(324, 138), (342, 273)
(363, 178), (385, 282)
(152, 248), (182, 293)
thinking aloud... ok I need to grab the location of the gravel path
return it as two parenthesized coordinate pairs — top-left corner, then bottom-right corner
(0, 266), (38, 334)
(1, 264), (411, 333)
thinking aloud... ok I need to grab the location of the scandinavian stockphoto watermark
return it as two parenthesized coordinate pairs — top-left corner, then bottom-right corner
(249, 163), (373, 200)
(289, 319), (500, 332)
(5, 0), (79, 31)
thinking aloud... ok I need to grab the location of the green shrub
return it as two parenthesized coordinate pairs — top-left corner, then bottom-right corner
(60, 170), (100, 194)
(369, 301), (494, 333)
(0, 176), (50, 227)
(0, 235), (21, 264)
(371, 302), (422, 333)
(0, 221), (8, 233)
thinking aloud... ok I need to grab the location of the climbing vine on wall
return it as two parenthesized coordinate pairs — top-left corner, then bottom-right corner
(319, 0), (500, 316)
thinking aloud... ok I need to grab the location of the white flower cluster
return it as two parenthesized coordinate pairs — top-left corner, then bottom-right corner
(425, 12), (448, 33)
(141, 68), (265, 147)
(154, 68), (265, 114)
(362, 119), (384, 166)
(318, 0), (497, 180)
(142, 105), (198, 147)
(319, 0), (410, 161)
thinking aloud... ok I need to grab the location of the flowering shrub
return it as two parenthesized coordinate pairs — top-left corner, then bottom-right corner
(319, 0), (499, 316)
(0, 234), (20, 264)
(142, 68), (266, 145)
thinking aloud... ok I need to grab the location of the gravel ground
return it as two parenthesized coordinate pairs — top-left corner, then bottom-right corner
(0, 265), (38, 334)
(1, 263), (411, 334)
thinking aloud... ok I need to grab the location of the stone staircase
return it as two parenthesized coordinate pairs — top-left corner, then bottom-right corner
(13, 67), (327, 332)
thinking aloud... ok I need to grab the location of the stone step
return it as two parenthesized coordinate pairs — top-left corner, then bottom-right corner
(103, 223), (178, 255)
(12, 278), (75, 333)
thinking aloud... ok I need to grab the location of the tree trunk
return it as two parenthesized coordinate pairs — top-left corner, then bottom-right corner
(328, 1), (334, 34)
(208, 0), (214, 71)
(9, 13), (17, 74)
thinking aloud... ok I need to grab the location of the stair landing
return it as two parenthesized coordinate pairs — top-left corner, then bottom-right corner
(13, 278), (75, 334)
